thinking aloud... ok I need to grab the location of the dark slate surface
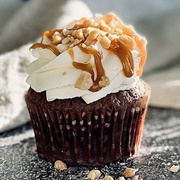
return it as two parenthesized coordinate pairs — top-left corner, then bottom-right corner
(0, 107), (180, 180)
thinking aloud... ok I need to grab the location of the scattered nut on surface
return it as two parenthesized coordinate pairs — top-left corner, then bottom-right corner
(54, 160), (67, 171)
(122, 168), (136, 178)
(32, 146), (37, 153)
(104, 175), (114, 180)
(132, 175), (139, 180)
(118, 176), (125, 180)
(169, 165), (179, 173)
(75, 71), (93, 90)
(87, 169), (101, 180)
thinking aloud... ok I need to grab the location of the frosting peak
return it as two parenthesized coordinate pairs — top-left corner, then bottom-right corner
(26, 13), (147, 104)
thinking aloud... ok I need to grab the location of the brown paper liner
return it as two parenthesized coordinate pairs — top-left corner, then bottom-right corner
(25, 81), (150, 166)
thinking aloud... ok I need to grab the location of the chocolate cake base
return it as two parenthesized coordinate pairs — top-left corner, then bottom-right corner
(25, 80), (150, 166)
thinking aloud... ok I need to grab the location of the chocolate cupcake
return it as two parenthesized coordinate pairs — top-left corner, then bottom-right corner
(25, 13), (150, 166)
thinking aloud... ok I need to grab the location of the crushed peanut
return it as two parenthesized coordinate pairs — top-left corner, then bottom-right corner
(122, 168), (136, 178)
(54, 160), (67, 171)
(104, 175), (114, 180)
(62, 37), (71, 45)
(87, 169), (101, 180)
(85, 29), (99, 46)
(99, 19), (107, 30)
(75, 30), (85, 40)
(52, 32), (62, 44)
(99, 76), (110, 87)
(75, 71), (93, 90)
(119, 35), (135, 50)
(99, 36), (111, 49)
(169, 165), (179, 173)
(62, 29), (72, 36)
(118, 177), (125, 180)
(83, 18), (95, 28)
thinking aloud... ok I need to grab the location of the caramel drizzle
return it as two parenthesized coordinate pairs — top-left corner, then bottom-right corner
(30, 40), (134, 92)
(72, 46), (105, 92)
(30, 43), (60, 56)
(108, 39), (134, 77)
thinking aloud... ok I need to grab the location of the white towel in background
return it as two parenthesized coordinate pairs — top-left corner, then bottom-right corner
(0, 0), (92, 133)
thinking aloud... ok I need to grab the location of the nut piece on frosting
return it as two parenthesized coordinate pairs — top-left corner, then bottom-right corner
(75, 71), (93, 90)
(99, 76), (110, 87)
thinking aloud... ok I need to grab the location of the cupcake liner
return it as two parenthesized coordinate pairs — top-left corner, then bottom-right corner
(26, 88), (149, 166)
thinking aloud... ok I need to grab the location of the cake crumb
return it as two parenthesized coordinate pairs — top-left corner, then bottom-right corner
(122, 168), (136, 178)
(54, 160), (67, 171)
(169, 165), (179, 173)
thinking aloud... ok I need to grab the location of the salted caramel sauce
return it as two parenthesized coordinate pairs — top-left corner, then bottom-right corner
(108, 39), (134, 77)
(68, 48), (74, 60)
(72, 46), (105, 92)
(30, 43), (60, 56)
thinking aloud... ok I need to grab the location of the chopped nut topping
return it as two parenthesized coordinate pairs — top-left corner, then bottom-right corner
(99, 36), (111, 49)
(62, 29), (72, 36)
(120, 35), (135, 50)
(62, 37), (71, 45)
(85, 29), (100, 46)
(99, 76), (110, 87)
(83, 18), (95, 28)
(83, 28), (91, 38)
(75, 71), (93, 90)
(54, 160), (67, 171)
(99, 19), (107, 30)
(115, 28), (123, 35)
(52, 32), (62, 44)
(75, 30), (85, 40)
(169, 165), (179, 173)
(104, 175), (114, 180)
(122, 168), (136, 178)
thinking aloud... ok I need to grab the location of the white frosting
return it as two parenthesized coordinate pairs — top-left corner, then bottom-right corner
(26, 42), (141, 104)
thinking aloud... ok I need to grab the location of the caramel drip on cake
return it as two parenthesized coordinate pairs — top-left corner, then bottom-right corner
(108, 39), (134, 77)
(73, 46), (105, 92)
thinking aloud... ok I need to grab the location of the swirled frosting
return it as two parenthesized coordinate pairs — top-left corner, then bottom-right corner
(26, 13), (147, 104)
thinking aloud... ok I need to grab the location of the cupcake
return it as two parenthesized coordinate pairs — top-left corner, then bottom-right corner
(25, 13), (150, 166)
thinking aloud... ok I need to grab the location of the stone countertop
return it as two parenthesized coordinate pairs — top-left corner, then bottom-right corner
(0, 107), (180, 180)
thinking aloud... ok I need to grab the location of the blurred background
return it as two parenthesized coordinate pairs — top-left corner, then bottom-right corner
(0, 0), (180, 110)
(0, 0), (180, 74)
